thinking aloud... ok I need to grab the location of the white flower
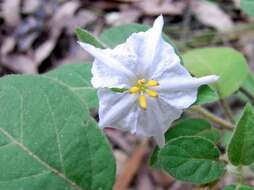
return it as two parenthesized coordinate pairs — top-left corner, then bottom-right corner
(78, 15), (219, 147)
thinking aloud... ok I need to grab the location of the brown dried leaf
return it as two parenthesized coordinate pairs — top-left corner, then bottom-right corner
(34, 38), (57, 65)
(191, 0), (234, 32)
(1, 54), (37, 74)
(137, 172), (154, 190)
(111, 0), (140, 2)
(105, 9), (141, 26)
(0, 37), (15, 56)
(2, 0), (21, 26)
(151, 170), (174, 187)
(21, 0), (40, 14)
(239, 34), (254, 70)
(66, 10), (96, 35)
(137, 0), (185, 16)
(169, 181), (194, 190)
(233, 0), (240, 8)
(106, 129), (133, 154)
(18, 33), (39, 52)
(114, 150), (128, 176)
(49, 1), (80, 37)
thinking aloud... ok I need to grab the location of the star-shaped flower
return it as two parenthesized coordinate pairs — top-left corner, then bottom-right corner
(79, 15), (218, 147)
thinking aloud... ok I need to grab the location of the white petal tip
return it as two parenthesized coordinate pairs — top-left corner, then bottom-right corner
(154, 135), (165, 148)
(78, 41), (93, 50)
(206, 75), (220, 83)
(153, 15), (164, 29)
(198, 75), (219, 85)
(98, 120), (107, 129)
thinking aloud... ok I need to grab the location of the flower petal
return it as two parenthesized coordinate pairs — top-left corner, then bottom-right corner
(79, 42), (134, 78)
(98, 89), (182, 147)
(78, 42), (136, 88)
(157, 75), (219, 91)
(139, 15), (164, 76)
(156, 75), (219, 109)
(135, 97), (182, 147)
(98, 89), (138, 128)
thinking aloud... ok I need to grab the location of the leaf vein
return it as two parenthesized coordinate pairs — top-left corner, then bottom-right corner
(43, 93), (65, 175)
(0, 128), (84, 190)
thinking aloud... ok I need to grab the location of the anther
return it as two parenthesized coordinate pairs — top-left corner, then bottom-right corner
(139, 95), (147, 110)
(147, 80), (159, 87)
(146, 89), (158, 97)
(129, 86), (140, 94)
(137, 79), (145, 85)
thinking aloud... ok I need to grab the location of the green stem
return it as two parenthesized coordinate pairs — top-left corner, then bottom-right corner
(240, 87), (254, 104)
(189, 106), (234, 129)
(237, 166), (244, 186)
(219, 98), (235, 124)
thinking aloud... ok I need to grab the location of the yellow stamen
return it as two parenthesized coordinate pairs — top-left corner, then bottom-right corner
(139, 95), (147, 110)
(147, 80), (159, 87)
(129, 86), (140, 94)
(137, 79), (145, 85)
(146, 89), (158, 97)
(128, 79), (160, 109)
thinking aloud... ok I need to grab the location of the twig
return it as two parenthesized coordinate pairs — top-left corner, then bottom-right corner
(180, 0), (192, 42)
(240, 87), (254, 104)
(170, 22), (254, 51)
(113, 139), (148, 190)
(218, 99), (235, 124)
(189, 106), (234, 129)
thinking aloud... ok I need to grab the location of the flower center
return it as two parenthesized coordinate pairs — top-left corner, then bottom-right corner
(129, 79), (159, 110)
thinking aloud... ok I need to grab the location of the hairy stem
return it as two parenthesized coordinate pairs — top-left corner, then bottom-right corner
(219, 99), (235, 124)
(237, 166), (244, 185)
(189, 106), (234, 129)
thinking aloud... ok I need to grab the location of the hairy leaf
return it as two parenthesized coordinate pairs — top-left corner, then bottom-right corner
(46, 63), (98, 109)
(158, 136), (225, 184)
(76, 28), (106, 48)
(0, 75), (115, 190)
(150, 118), (220, 167)
(228, 104), (254, 166)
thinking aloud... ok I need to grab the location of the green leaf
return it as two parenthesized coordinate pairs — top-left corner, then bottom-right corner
(240, 0), (254, 17)
(76, 27), (106, 48)
(223, 184), (254, 190)
(150, 118), (220, 167)
(238, 72), (254, 102)
(195, 85), (219, 105)
(149, 147), (161, 168)
(228, 103), (254, 166)
(242, 73), (254, 95)
(158, 136), (225, 184)
(46, 63), (98, 109)
(100, 24), (149, 48)
(165, 119), (220, 143)
(183, 47), (249, 98)
(0, 75), (115, 190)
(221, 131), (233, 148)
